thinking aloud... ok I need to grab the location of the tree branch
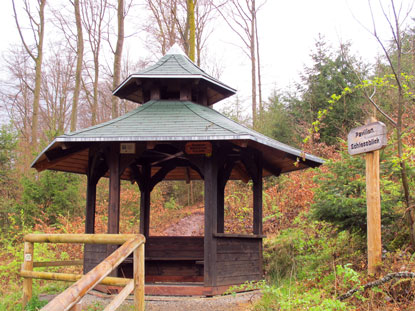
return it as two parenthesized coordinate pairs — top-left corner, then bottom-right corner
(338, 271), (415, 301)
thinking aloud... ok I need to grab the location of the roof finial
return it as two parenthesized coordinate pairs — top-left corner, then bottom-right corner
(166, 43), (186, 56)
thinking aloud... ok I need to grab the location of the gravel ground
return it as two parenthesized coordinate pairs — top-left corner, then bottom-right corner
(41, 290), (262, 310)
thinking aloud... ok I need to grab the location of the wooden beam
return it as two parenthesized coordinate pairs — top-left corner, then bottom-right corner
(85, 175), (97, 234)
(253, 152), (263, 235)
(22, 242), (34, 307)
(108, 143), (121, 235)
(187, 155), (205, 179)
(366, 142), (382, 274)
(45, 143), (87, 162)
(140, 164), (151, 237)
(217, 159), (235, 234)
(40, 236), (144, 311)
(103, 279), (134, 311)
(33, 260), (83, 268)
(107, 143), (121, 269)
(20, 270), (131, 286)
(24, 233), (141, 244)
(134, 243), (145, 310)
(204, 152), (218, 287)
(185, 167), (191, 184)
(34, 151), (86, 172)
(150, 85), (160, 100)
(151, 151), (183, 166)
(262, 160), (282, 177)
(85, 148), (108, 236)
(129, 164), (144, 191)
(180, 83), (191, 100)
(234, 162), (250, 183)
(119, 155), (137, 178)
(150, 161), (178, 191)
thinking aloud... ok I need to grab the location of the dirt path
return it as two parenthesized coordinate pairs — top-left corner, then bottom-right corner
(162, 210), (204, 236)
(41, 290), (262, 310)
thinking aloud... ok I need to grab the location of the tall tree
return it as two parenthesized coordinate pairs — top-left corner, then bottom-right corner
(143, 0), (214, 65)
(12, 0), (47, 145)
(1, 47), (33, 147)
(187, 0), (196, 61)
(40, 45), (75, 135)
(81, 0), (108, 126)
(111, 0), (125, 119)
(214, 0), (265, 128)
(72, 0), (84, 131)
(292, 37), (367, 145)
(50, 0), (84, 132)
(144, 0), (179, 55)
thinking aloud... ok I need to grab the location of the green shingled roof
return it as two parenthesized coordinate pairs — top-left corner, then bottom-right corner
(113, 46), (236, 105)
(32, 100), (323, 169)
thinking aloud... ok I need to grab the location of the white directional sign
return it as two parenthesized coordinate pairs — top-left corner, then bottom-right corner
(348, 121), (387, 155)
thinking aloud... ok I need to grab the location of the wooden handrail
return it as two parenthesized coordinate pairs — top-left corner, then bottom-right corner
(21, 234), (145, 311)
(24, 233), (138, 244)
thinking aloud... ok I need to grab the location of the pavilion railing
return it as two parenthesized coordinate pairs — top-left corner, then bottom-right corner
(20, 233), (145, 311)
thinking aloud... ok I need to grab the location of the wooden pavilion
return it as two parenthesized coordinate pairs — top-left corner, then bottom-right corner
(31, 45), (323, 295)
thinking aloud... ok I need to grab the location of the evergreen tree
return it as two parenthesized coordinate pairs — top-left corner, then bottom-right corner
(290, 35), (368, 146)
(258, 90), (297, 146)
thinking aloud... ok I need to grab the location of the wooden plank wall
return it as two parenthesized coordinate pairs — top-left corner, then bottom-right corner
(145, 236), (204, 260)
(83, 244), (108, 274)
(118, 236), (204, 282)
(145, 236), (204, 282)
(215, 237), (262, 286)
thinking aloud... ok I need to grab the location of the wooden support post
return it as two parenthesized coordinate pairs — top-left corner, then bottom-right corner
(107, 143), (121, 276)
(22, 241), (34, 307)
(366, 139), (382, 275)
(204, 153), (218, 287)
(134, 243), (145, 310)
(85, 173), (97, 234)
(217, 184), (225, 234)
(253, 153), (263, 235)
(140, 164), (151, 237)
(108, 143), (121, 235)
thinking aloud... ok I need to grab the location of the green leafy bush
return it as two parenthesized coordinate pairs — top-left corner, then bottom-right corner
(263, 218), (362, 283)
(311, 149), (401, 234)
(17, 171), (83, 226)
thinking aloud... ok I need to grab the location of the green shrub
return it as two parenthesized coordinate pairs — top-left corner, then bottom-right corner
(254, 284), (353, 311)
(311, 149), (401, 234)
(263, 218), (362, 283)
(17, 171), (83, 226)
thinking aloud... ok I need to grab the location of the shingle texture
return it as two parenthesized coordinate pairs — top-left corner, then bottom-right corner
(59, 100), (322, 164)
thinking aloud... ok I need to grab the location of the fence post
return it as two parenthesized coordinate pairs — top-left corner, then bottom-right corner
(134, 243), (145, 310)
(22, 241), (34, 306)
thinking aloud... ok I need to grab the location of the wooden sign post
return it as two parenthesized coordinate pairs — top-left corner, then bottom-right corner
(348, 117), (387, 275)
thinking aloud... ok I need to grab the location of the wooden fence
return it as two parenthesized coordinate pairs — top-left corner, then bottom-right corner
(20, 233), (145, 310)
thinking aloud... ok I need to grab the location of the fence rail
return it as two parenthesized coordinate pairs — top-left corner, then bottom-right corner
(21, 233), (145, 311)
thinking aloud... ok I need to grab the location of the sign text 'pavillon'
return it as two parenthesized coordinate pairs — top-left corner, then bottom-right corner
(348, 121), (387, 155)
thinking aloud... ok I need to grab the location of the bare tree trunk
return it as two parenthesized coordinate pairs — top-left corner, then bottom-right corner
(187, 0), (196, 61)
(250, 0), (257, 127)
(112, 0), (124, 119)
(12, 0), (47, 144)
(82, 0), (108, 126)
(255, 11), (263, 123)
(213, 0), (264, 127)
(71, 0), (84, 132)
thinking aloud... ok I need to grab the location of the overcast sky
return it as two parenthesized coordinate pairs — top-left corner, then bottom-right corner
(0, 0), (413, 119)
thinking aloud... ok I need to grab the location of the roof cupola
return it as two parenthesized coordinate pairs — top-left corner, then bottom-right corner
(113, 44), (236, 106)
